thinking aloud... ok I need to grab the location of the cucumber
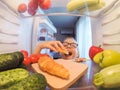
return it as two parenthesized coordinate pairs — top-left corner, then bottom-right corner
(0, 51), (24, 71)
(5, 73), (47, 90)
(0, 68), (30, 89)
(93, 64), (120, 88)
(13, 51), (24, 64)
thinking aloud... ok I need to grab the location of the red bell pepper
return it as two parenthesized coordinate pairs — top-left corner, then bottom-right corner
(89, 45), (103, 60)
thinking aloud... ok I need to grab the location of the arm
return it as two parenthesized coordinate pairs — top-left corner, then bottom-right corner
(33, 41), (66, 54)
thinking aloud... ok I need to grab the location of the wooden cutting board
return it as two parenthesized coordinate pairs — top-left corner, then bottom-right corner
(31, 59), (88, 90)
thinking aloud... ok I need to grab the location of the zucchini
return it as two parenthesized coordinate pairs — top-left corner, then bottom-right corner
(0, 68), (30, 89)
(0, 51), (24, 71)
(5, 73), (47, 90)
(93, 64), (120, 88)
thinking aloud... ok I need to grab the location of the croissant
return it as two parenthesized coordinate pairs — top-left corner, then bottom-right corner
(38, 55), (70, 79)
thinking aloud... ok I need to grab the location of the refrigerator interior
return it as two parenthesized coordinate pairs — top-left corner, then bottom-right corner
(0, 0), (120, 56)
(0, 0), (57, 55)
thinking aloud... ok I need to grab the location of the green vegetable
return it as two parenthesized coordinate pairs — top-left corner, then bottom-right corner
(0, 68), (30, 89)
(0, 51), (24, 71)
(5, 73), (47, 90)
(93, 64), (120, 88)
(93, 50), (120, 68)
(13, 51), (24, 64)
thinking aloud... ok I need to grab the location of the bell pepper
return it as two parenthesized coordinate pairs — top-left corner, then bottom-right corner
(89, 45), (103, 60)
(93, 50), (120, 68)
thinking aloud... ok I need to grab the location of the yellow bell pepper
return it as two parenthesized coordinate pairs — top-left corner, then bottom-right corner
(93, 50), (120, 68)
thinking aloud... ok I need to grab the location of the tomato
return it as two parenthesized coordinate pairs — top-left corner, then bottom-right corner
(23, 57), (31, 66)
(39, 0), (51, 10)
(20, 50), (28, 58)
(28, 0), (38, 15)
(89, 45), (104, 60)
(28, 0), (38, 11)
(30, 54), (39, 63)
(36, 54), (43, 59)
(17, 3), (27, 13)
(28, 8), (36, 15)
(38, 0), (44, 3)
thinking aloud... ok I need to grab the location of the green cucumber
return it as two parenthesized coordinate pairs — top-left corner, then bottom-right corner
(0, 68), (30, 89)
(93, 64), (120, 88)
(5, 73), (47, 90)
(0, 51), (24, 71)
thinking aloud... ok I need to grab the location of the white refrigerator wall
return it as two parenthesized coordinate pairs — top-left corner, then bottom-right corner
(101, 0), (120, 52)
(91, 0), (120, 52)
(0, 1), (21, 54)
(0, 0), (34, 55)
(19, 18), (33, 55)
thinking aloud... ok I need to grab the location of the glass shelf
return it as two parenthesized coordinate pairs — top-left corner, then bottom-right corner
(1, 0), (105, 19)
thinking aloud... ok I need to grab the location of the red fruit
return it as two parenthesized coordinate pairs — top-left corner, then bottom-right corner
(28, 0), (38, 11)
(28, 8), (36, 15)
(89, 45), (104, 60)
(20, 50), (28, 58)
(18, 3), (27, 13)
(38, 0), (44, 3)
(39, 0), (51, 10)
(30, 54), (39, 63)
(23, 57), (31, 65)
(33, 0), (38, 4)
(28, 0), (38, 15)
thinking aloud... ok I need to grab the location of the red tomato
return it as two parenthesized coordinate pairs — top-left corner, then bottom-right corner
(36, 54), (43, 59)
(89, 45), (104, 60)
(23, 57), (31, 66)
(32, 0), (38, 4)
(28, 0), (38, 15)
(28, 8), (36, 15)
(20, 50), (28, 58)
(38, 0), (44, 3)
(30, 54), (39, 63)
(18, 3), (27, 13)
(28, 0), (38, 11)
(39, 0), (51, 10)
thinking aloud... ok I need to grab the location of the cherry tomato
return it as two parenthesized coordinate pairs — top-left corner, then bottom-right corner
(28, 0), (38, 15)
(18, 3), (27, 13)
(36, 54), (43, 59)
(39, 0), (51, 10)
(38, 0), (44, 3)
(28, 0), (38, 11)
(30, 54), (39, 63)
(23, 57), (31, 66)
(28, 8), (36, 16)
(20, 50), (28, 58)
(33, 0), (39, 4)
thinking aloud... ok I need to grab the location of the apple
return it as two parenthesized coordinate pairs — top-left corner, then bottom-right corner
(39, 0), (51, 10)
(18, 3), (27, 13)
(89, 45), (104, 60)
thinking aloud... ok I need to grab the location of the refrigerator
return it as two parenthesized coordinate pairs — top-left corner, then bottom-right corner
(0, 0), (57, 56)
(0, 0), (120, 56)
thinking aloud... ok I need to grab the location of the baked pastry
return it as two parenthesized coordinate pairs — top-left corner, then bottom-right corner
(38, 55), (70, 79)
